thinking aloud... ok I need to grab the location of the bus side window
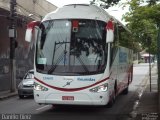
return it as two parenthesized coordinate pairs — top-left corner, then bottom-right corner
(110, 25), (119, 68)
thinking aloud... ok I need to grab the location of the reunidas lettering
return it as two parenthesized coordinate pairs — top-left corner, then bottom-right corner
(77, 78), (95, 81)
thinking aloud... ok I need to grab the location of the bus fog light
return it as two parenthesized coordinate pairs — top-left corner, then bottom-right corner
(34, 82), (48, 91)
(90, 83), (108, 93)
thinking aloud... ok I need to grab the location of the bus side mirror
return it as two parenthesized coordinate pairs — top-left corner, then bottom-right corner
(106, 20), (114, 43)
(25, 21), (40, 42)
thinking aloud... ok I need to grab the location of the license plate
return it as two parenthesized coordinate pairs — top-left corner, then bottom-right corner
(62, 96), (74, 100)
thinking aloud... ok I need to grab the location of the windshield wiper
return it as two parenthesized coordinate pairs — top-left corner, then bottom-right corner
(48, 41), (69, 74)
(76, 56), (89, 73)
(48, 52), (64, 74)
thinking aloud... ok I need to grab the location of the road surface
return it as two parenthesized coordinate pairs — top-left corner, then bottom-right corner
(0, 63), (150, 120)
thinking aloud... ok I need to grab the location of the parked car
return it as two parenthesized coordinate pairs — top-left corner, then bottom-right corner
(18, 69), (34, 99)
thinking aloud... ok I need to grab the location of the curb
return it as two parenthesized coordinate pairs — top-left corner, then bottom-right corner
(0, 91), (18, 100)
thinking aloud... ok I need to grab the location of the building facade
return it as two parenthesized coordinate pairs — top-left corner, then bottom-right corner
(0, 0), (57, 91)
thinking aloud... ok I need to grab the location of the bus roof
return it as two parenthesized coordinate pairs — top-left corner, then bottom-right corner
(42, 4), (112, 22)
(42, 4), (131, 33)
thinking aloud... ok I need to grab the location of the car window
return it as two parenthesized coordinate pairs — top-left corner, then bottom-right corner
(25, 72), (34, 79)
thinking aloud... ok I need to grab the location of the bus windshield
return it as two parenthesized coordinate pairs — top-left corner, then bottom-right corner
(36, 19), (107, 75)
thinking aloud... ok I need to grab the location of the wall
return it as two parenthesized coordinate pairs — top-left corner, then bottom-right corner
(0, 0), (57, 91)
(0, 0), (57, 20)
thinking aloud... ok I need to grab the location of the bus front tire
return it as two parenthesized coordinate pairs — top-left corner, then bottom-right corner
(107, 90), (116, 108)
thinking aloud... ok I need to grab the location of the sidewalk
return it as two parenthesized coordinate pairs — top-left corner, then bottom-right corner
(132, 63), (159, 120)
(0, 90), (17, 100)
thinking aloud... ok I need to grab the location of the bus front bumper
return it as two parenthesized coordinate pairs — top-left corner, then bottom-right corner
(34, 92), (110, 106)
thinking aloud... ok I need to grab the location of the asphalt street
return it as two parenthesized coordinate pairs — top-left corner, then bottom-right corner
(0, 63), (150, 120)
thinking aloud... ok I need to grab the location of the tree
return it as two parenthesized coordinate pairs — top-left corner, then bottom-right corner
(90, 0), (143, 52)
(123, 0), (160, 54)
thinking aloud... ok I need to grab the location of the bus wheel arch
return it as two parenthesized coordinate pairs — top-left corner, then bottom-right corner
(107, 80), (117, 108)
(122, 74), (130, 95)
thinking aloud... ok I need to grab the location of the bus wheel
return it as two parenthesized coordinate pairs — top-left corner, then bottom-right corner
(122, 74), (130, 95)
(107, 88), (116, 108)
(122, 87), (129, 95)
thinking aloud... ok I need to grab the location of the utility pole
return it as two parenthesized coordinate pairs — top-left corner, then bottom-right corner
(9, 0), (17, 92)
(157, 23), (160, 112)
(147, 36), (152, 92)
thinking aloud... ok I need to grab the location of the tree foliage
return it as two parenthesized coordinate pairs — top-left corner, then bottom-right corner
(119, 30), (142, 52)
(123, 0), (160, 54)
(91, 0), (160, 53)
(147, 0), (160, 6)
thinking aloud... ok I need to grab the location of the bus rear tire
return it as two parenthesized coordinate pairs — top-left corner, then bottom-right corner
(122, 73), (130, 95)
(107, 88), (116, 108)
(122, 87), (128, 95)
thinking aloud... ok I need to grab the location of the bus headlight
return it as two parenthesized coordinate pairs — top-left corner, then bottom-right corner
(90, 83), (108, 93)
(34, 82), (48, 91)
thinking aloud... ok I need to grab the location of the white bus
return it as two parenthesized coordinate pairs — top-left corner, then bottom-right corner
(25, 4), (133, 107)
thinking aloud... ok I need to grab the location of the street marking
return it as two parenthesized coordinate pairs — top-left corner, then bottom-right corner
(36, 105), (50, 111)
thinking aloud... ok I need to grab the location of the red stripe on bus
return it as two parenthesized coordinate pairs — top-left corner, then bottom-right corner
(34, 77), (110, 92)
